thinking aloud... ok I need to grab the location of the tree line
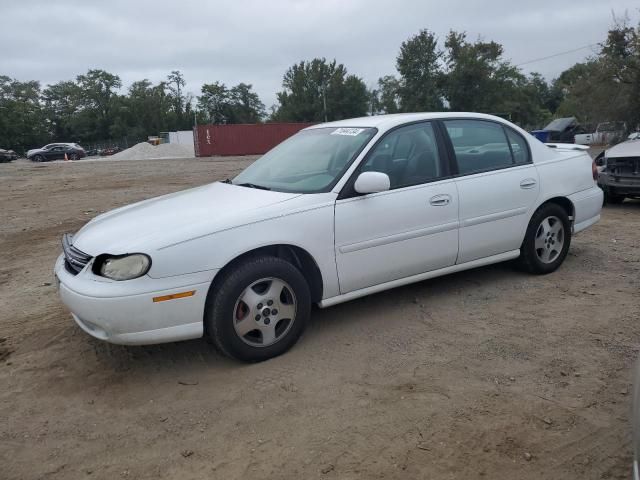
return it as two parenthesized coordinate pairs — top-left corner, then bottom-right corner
(1, 20), (638, 153)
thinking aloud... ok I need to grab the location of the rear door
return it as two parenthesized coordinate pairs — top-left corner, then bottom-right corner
(441, 119), (539, 264)
(334, 121), (459, 293)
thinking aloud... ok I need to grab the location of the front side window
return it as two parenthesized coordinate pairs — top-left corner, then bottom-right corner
(444, 120), (516, 175)
(359, 122), (443, 189)
(233, 127), (376, 193)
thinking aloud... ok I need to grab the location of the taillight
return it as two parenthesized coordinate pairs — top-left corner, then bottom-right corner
(592, 160), (598, 181)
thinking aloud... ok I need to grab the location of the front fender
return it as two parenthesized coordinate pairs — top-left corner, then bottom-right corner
(148, 200), (340, 299)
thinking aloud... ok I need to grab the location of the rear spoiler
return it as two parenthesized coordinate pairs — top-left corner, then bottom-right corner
(545, 143), (590, 151)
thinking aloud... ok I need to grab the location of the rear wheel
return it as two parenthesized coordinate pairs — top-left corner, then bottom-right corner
(517, 203), (571, 274)
(205, 256), (311, 362)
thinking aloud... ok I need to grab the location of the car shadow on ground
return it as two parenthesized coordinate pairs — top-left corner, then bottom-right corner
(80, 196), (628, 375)
(604, 197), (640, 209)
(85, 260), (525, 375)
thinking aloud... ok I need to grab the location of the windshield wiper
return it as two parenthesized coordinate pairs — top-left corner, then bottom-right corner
(235, 182), (271, 191)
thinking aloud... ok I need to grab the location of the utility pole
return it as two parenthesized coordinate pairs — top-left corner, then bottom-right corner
(321, 81), (327, 122)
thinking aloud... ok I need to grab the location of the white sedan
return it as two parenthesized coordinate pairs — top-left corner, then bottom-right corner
(55, 113), (603, 362)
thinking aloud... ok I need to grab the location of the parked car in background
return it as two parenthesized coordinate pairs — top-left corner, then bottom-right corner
(100, 146), (122, 156)
(596, 134), (640, 203)
(575, 121), (627, 146)
(531, 117), (586, 143)
(0, 148), (17, 162)
(55, 112), (602, 362)
(27, 143), (81, 157)
(27, 143), (86, 162)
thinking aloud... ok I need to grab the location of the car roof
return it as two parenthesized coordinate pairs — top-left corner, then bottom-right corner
(305, 112), (566, 164)
(305, 112), (517, 133)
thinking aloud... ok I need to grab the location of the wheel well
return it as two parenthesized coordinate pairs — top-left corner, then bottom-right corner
(542, 197), (574, 221)
(211, 245), (324, 303)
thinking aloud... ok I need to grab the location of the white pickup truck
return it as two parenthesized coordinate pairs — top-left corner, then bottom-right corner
(575, 122), (626, 146)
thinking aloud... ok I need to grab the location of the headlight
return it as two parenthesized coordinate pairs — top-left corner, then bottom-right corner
(98, 254), (151, 281)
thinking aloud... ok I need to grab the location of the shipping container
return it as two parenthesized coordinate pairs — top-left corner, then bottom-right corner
(194, 123), (314, 157)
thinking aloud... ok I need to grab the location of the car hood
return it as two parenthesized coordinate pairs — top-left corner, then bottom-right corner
(606, 140), (640, 158)
(72, 182), (301, 254)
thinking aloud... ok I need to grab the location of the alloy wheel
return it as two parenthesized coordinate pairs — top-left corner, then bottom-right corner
(232, 277), (297, 347)
(534, 215), (564, 264)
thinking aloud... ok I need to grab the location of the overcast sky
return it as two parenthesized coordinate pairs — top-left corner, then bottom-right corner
(1, 0), (638, 109)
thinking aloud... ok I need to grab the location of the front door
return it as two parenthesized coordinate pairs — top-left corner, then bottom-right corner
(47, 145), (65, 160)
(334, 121), (459, 293)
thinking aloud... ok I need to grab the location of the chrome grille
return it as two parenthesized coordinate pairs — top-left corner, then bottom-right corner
(62, 233), (92, 275)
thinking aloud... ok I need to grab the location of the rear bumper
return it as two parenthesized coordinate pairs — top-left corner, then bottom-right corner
(54, 254), (216, 345)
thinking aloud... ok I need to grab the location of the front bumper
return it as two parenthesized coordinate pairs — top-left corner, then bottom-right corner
(598, 171), (640, 196)
(54, 254), (217, 345)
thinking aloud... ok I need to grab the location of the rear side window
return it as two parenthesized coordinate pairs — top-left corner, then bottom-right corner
(505, 128), (530, 164)
(444, 120), (520, 175)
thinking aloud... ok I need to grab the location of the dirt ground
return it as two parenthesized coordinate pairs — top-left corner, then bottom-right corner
(1, 156), (639, 480)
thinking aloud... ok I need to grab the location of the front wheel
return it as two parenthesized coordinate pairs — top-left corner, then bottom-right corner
(205, 256), (311, 362)
(517, 203), (571, 274)
(33, 155), (44, 162)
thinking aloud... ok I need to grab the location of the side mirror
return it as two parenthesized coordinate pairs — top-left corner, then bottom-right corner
(354, 171), (390, 194)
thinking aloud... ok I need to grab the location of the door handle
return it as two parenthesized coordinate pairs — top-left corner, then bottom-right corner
(429, 194), (451, 206)
(520, 178), (537, 189)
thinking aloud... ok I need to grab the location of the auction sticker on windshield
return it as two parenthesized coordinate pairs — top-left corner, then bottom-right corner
(331, 128), (365, 136)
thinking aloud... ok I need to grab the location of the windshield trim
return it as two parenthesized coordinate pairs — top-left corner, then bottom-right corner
(233, 126), (378, 194)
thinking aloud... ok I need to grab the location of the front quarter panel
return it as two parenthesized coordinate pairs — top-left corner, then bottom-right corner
(148, 193), (340, 299)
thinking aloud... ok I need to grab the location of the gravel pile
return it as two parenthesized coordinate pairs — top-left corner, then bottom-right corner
(107, 142), (194, 161)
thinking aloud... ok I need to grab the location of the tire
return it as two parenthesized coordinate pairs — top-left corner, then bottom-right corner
(33, 155), (44, 162)
(69, 153), (78, 160)
(604, 191), (625, 204)
(204, 256), (311, 362)
(517, 203), (572, 274)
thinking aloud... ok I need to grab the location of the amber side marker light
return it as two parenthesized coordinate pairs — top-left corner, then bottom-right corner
(153, 290), (196, 303)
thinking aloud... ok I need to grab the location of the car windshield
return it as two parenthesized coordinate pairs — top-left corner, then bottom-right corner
(232, 127), (377, 193)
